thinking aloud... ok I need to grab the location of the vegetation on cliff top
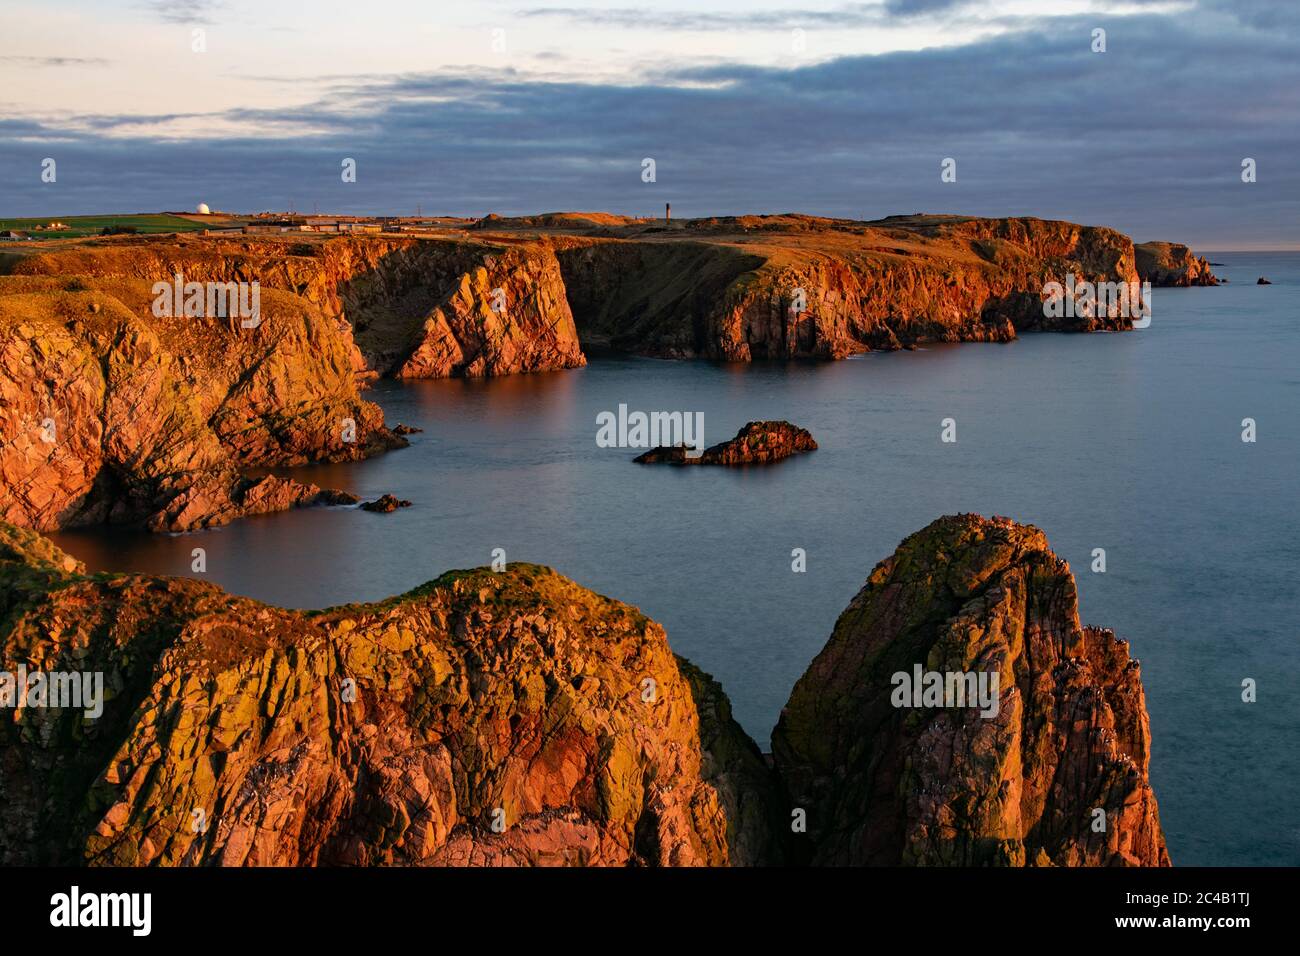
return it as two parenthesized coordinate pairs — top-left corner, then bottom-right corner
(1, 514), (1167, 867)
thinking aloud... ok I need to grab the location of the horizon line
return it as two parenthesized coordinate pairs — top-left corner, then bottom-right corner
(3, 208), (1297, 252)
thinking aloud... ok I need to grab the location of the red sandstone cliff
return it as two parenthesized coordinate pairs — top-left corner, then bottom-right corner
(0, 217), (1217, 534)
(546, 214), (1166, 360)
(6, 215), (1214, 379)
(0, 274), (398, 532)
(7, 235), (586, 380)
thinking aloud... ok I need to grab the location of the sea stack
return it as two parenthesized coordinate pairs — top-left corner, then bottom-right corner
(772, 514), (1170, 867)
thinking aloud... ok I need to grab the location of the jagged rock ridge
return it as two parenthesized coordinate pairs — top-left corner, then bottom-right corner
(0, 514), (1168, 867)
(0, 521), (775, 867)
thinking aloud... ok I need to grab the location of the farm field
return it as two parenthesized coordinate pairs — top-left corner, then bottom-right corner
(0, 213), (210, 238)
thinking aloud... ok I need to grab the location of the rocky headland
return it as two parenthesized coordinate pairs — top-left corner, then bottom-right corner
(0, 214), (1217, 535)
(0, 513), (1167, 867)
(5, 214), (1219, 376)
(0, 520), (776, 866)
(0, 274), (403, 533)
(634, 420), (817, 465)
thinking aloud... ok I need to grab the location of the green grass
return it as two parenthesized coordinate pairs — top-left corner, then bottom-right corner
(0, 214), (209, 239)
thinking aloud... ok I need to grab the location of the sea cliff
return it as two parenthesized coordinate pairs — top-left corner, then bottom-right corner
(0, 514), (1168, 867)
(0, 215), (1217, 533)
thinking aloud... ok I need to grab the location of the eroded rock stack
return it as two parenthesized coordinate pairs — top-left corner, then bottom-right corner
(771, 514), (1170, 867)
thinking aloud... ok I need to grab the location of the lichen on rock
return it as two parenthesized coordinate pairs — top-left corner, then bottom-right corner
(0, 524), (765, 867)
(771, 513), (1170, 867)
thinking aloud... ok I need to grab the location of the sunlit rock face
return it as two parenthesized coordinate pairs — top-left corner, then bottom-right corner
(0, 527), (782, 867)
(772, 514), (1170, 867)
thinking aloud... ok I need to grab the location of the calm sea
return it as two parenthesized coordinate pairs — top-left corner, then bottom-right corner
(53, 252), (1300, 865)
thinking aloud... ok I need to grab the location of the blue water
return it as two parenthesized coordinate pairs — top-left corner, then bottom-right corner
(53, 252), (1300, 866)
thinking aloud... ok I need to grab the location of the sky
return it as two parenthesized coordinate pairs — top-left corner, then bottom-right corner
(1, 0), (1297, 247)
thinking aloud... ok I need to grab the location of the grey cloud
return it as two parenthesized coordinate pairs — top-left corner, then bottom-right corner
(142, 0), (222, 25)
(516, 3), (894, 30)
(2, 3), (1297, 247)
(0, 56), (111, 67)
(512, 0), (1157, 31)
(882, 0), (963, 15)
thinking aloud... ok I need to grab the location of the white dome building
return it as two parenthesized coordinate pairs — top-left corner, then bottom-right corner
(196, 202), (211, 215)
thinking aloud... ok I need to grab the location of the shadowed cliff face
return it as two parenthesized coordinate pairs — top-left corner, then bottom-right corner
(0, 515), (1167, 867)
(0, 521), (774, 867)
(771, 514), (1169, 867)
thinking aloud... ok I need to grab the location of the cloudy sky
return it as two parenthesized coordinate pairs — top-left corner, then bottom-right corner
(2, 0), (1296, 247)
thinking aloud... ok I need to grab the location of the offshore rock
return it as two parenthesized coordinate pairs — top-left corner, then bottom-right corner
(360, 494), (412, 513)
(634, 421), (817, 465)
